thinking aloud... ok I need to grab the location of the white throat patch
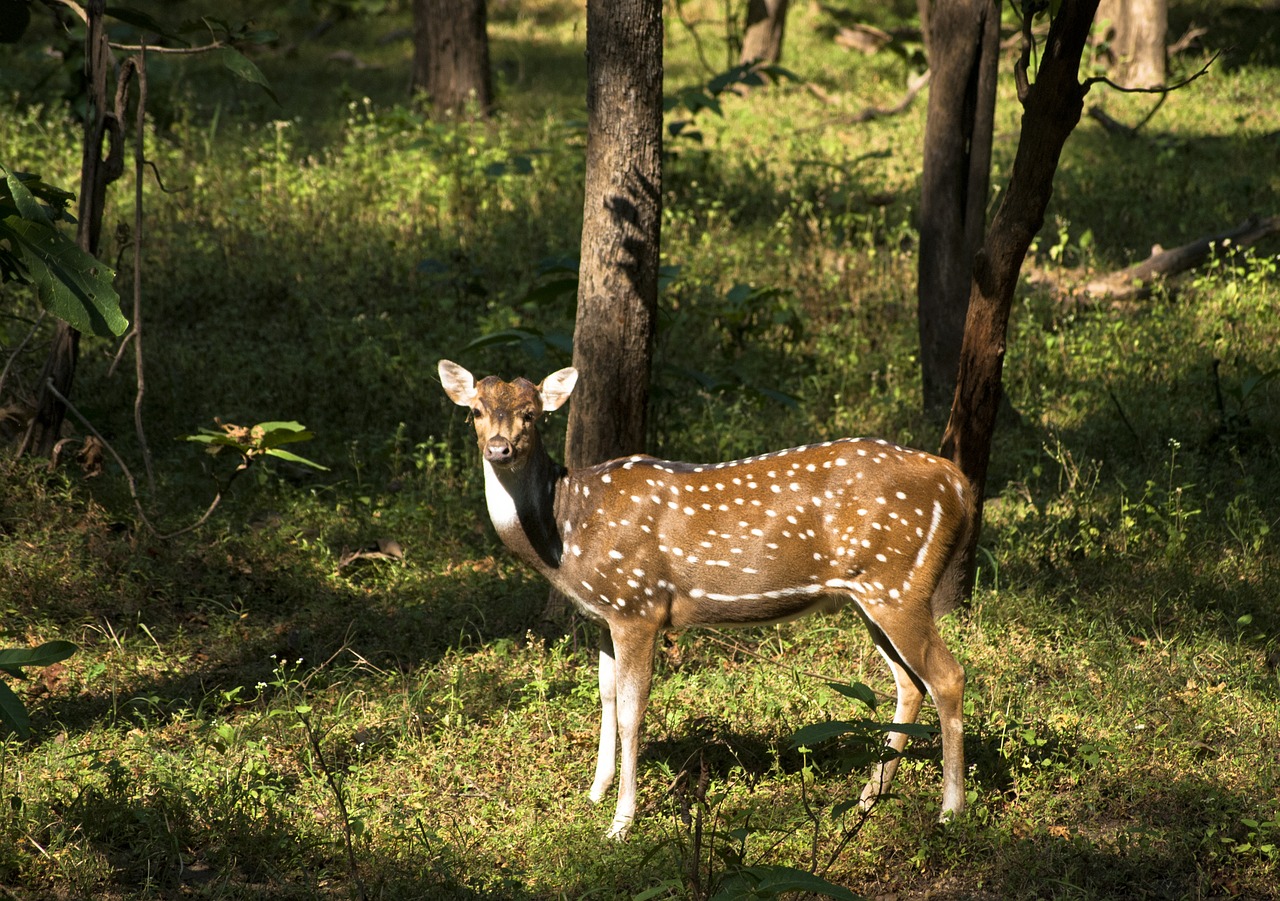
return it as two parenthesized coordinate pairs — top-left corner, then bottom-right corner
(483, 459), (521, 534)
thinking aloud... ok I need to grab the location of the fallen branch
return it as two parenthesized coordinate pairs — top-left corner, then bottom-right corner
(1082, 215), (1280, 301)
(847, 69), (930, 124)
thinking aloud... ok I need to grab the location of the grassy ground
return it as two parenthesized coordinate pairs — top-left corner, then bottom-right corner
(2, 1), (1279, 898)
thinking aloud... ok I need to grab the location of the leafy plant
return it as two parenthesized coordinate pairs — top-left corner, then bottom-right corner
(0, 640), (77, 739)
(0, 164), (125, 337)
(186, 419), (329, 472)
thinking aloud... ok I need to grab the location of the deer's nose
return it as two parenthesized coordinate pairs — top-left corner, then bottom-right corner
(485, 437), (514, 464)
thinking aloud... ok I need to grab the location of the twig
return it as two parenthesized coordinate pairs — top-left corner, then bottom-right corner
(1105, 384), (1145, 457)
(848, 68), (930, 124)
(130, 46), (154, 493)
(1082, 50), (1219, 94)
(0, 311), (47, 401)
(297, 711), (369, 901)
(40, 378), (245, 539)
(49, 0), (231, 53)
(700, 629), (895, 702)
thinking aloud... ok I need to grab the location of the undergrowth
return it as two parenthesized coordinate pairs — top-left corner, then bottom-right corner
(2, 1), (1278, 899)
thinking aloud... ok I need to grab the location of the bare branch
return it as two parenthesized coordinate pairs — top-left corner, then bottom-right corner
(1083, 49), (1219, 94)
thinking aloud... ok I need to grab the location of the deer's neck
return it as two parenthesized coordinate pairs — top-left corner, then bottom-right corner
(482, 446), (567, 571)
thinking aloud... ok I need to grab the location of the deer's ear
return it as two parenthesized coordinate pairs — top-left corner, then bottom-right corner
(438, 360), (478, 407)
(539, 367), (578, 412)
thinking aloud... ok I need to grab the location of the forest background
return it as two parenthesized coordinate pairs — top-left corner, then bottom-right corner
(1, 0), (1278, 898)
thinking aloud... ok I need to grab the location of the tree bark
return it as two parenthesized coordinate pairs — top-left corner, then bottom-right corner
(740, 0), (789, 67)
(565, 0), (662, 472)
(1096, 0), (1167, 88)
(411, 0), (492, 116)
(21, 0), (121, 457)
(916, 0), (1000, 413)
(940, 0), (1101, 574)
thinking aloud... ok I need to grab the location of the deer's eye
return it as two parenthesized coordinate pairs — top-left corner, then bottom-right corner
(521, 411), (537, 424)
(471, 407), (485, 419)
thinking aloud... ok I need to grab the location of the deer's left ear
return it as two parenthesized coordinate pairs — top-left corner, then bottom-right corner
(539, 367), (578, 412)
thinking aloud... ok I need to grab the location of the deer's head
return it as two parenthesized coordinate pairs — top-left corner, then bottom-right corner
(438, 360), (578, 469)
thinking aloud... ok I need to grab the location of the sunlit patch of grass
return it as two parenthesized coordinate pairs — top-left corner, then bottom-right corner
(2, 0), (1279, 898)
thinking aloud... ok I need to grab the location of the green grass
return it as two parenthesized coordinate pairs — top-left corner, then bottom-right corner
(2, 1), (1279, 898)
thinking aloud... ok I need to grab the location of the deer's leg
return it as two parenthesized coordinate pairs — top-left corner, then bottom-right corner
(861, 613), (966, 821)
(590, 625), (617, 803)
(605, 622), (660, 840)
(859, 648), (925, 810)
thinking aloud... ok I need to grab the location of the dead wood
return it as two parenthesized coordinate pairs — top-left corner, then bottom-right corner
(1082, 215), (1280, 301)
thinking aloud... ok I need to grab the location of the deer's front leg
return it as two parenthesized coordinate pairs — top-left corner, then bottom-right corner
(605, 622), (660, 840)
(590, 626), (617, 804)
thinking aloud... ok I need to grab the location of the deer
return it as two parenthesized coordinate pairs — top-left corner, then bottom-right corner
(438, 359), (976, 839)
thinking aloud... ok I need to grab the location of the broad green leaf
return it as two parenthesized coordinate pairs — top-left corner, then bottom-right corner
(1, 168), (125, 337)
(791, 720), (866, 747)
(106, 6), (182, 41)
(219, 47), (278, 103)
(827, 680), (880, 712)
(0, 680), (32, 739)
(712, 865), (862, 901)
(253, 422), (314, 447)
(0, 640), (77, 669)
(264, 447), (329, 470)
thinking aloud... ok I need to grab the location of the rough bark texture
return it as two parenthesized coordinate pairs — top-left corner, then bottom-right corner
(940, 0), (1101, 574)
(565, 0), (662, 471)
(22, 0), (121, 457)
(1096, 0), (1167, 88)
(917, 0), (1000, 413)
(740, 0), (789, 66)
(411, 0), (492, 115)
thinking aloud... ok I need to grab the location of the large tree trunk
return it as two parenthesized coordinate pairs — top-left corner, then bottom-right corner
(565, 0), (662, 470)
(940, 0), (1101, 576)
(21, 0), (120, 457)
(739, 0), (789, 67)
(916, 0), (1000, 413)
(411, 0), (492, 116)
(546, 0), (662, 625)
(1095, 0), (1167, 88)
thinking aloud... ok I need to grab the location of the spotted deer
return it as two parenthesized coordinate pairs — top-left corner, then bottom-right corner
(439, 359), (976, 839)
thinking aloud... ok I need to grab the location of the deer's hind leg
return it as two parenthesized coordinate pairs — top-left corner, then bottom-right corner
(857, 605), (966, 820)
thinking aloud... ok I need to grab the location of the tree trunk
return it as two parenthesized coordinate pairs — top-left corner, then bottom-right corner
(21, 0), (120, 457)
(565, 0), (662, 471)
(940, 0), (1101, 575)
(543, 0), (662, 625)
(1096, 0), (1167, 88)
(740, 0), (789, 67)
(916, 0), (1000, 413)
(411, 0), (492, 116)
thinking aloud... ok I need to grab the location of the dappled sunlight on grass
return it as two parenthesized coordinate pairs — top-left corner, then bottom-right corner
(2, 0), (1279, 898)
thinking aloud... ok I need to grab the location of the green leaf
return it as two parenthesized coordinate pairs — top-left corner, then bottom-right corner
(106, 6), (182, 41)
(791, 720), (865, 747)
(0, 680), (31, 740)
(264, 447), (329, 471)
(827, 680), (880, 712)
(219, 47), (278, 104)
(0, 640), (78, 670)
(253, 422), (314, 447)
(1, 166), (126, 337)
(712, 865), (862, 901)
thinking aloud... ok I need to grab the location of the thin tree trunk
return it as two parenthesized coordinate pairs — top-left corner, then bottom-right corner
(740, 0), (789, 67)
(22, 0), (122, 457)
(411, 0), (492, 115)
(916, 0), (1000, 413)
(940, 0), (1101, 575)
